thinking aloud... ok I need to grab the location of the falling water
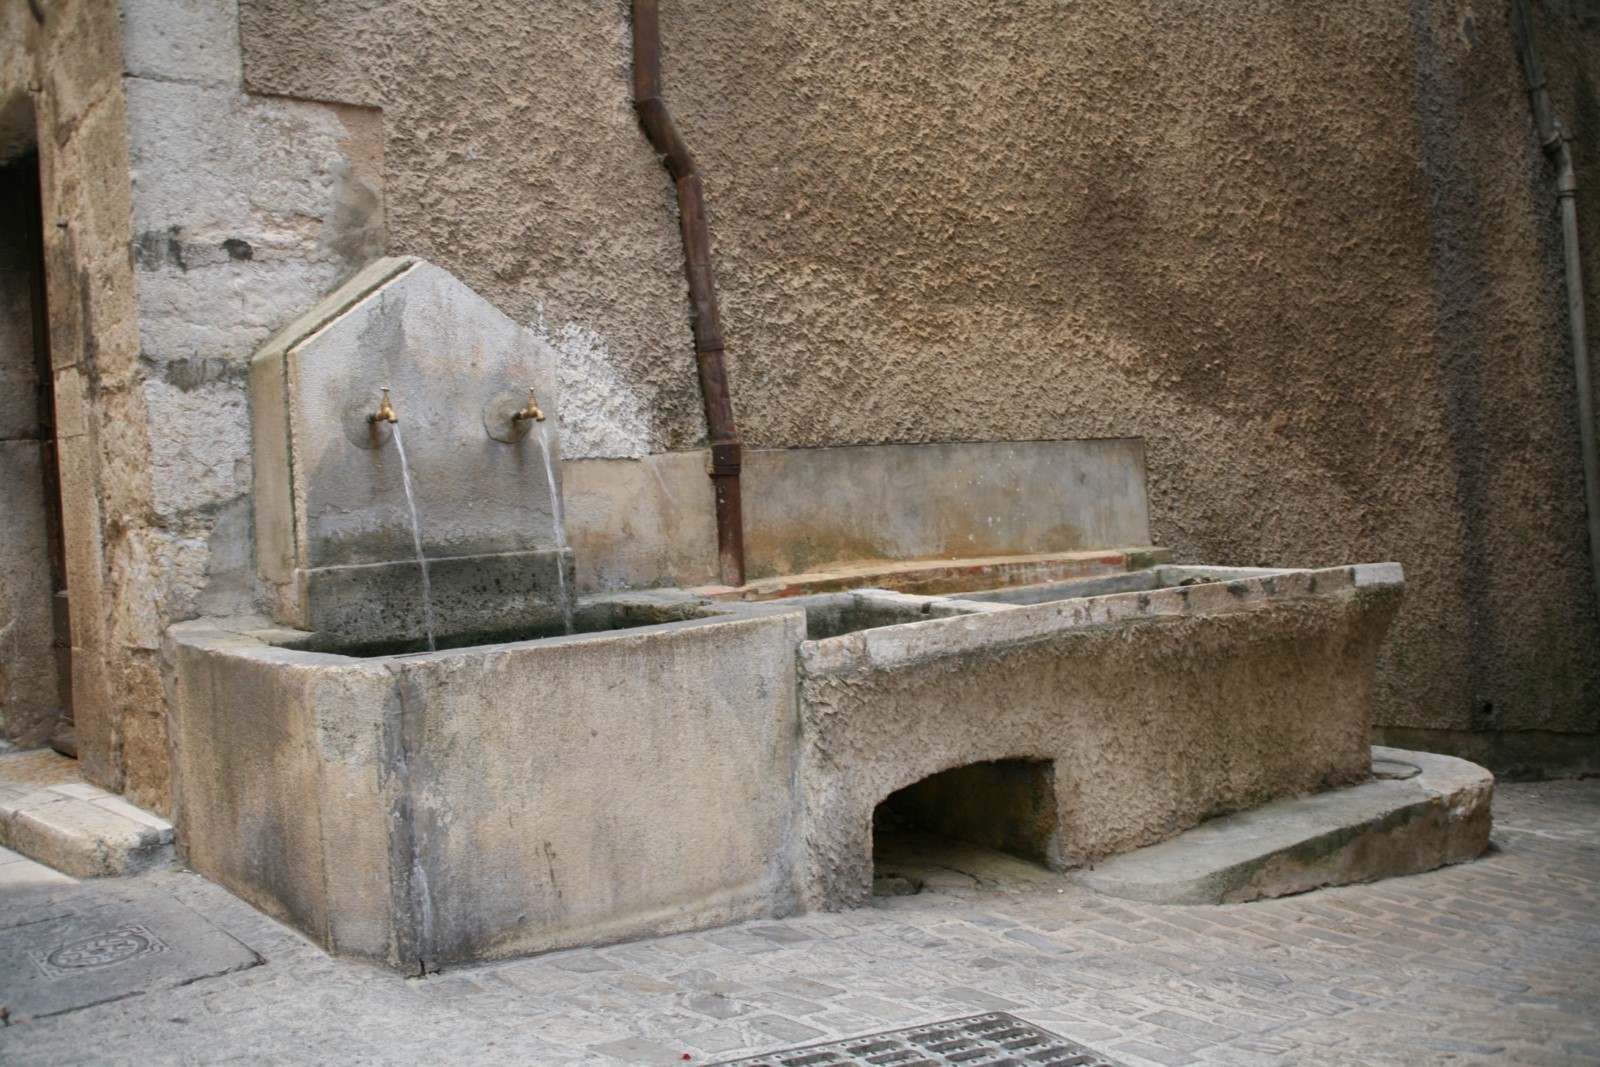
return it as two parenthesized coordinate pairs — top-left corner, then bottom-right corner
(536, 420), (574, 636)
(391, 425), (437, 653)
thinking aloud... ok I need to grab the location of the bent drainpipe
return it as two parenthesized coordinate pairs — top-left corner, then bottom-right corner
(1511, 0), (1600, 618)
(631, 0), (745, 587)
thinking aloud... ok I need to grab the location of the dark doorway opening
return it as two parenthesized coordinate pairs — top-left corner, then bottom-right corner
(0, 152), (73, 754)
(871, 759), (1059, 895)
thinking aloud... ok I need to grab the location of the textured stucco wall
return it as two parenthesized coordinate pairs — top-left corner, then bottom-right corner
(238, 0), (689, 461)
(232, 0), (1600, 758)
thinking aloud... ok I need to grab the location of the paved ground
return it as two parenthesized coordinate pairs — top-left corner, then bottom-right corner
(1, 779), (1596, 1067)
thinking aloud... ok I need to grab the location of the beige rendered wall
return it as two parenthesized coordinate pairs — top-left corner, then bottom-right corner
(234, 0), (1598, 762)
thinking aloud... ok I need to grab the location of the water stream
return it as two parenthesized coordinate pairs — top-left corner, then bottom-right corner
(392, 425), (438, 653)
(537, 421), (574, 635)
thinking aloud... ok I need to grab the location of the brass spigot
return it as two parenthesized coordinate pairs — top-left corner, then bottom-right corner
(368, 387), (397, 424)
(512, 387), (545, 423)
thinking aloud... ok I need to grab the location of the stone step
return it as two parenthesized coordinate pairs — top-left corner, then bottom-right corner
(0, 748), (174, 879)
(1075, 747), (1494, 905)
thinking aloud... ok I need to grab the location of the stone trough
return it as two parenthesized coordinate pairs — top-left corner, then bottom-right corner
(170, 562), (1412, 972)
(168, 599), (805, 973)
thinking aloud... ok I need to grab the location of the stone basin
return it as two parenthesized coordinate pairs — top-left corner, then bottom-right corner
(169, 596), (805, 974)
(169, 561), (1407, 972)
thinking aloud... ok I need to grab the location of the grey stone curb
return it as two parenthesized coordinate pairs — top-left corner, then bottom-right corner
(1076, 745), (1494, 904)
(0, 781), (174, 878)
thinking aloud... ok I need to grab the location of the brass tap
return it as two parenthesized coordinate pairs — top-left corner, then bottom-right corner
(512, 387), (545, 423)
(368, 387), (398, 424)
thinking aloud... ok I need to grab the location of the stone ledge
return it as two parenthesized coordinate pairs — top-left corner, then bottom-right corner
(694, 546), (1173, 602)
(1076, 747), (1493, 905)
(0, 780), (174, 879)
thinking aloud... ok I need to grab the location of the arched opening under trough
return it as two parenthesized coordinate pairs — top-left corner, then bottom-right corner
(872, 758), (1060, 896)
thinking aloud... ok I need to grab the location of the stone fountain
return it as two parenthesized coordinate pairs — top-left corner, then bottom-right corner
(167, 260), (1486, 974)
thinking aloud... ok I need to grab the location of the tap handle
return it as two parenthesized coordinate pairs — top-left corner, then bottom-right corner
(514, 387), (545, 423)
(369, 387), (398, 424)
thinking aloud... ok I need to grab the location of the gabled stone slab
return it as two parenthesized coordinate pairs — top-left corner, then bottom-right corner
(249, 258), (566, 642)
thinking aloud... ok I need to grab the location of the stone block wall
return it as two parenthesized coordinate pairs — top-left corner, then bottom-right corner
(1, 0), (164, 804)
(123, 0), (386, 625)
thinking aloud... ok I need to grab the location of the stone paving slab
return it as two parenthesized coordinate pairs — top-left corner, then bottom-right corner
(0, 749), (80, 789)
(0, 846), (74, 893)
(0, 780), (1596, 1066)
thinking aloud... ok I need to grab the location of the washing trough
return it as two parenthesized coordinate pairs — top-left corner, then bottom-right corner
(168, 560), (1409, 972)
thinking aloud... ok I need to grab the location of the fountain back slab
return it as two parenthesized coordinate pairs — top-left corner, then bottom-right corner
(249, 258), (569, 645)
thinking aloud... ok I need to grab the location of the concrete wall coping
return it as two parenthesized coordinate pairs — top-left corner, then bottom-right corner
(249, 257), (418, 372)
(799, 564), (1404, 674)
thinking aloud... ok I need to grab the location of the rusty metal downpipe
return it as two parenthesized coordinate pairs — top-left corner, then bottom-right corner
(1511, 0), (1600, 623)
(631, 0), (745, 587)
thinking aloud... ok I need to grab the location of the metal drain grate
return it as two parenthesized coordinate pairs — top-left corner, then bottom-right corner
(710, 1011), (1127, 1067)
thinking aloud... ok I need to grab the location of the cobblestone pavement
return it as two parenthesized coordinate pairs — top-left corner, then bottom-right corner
(2, 780), (1597, 1067)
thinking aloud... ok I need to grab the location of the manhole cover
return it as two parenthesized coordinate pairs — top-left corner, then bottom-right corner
(711, 1011), (1126, 1066)
(29, 925), (168, 979)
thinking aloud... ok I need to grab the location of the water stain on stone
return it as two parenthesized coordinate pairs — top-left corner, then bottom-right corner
(160, 356), (239, 392)
(134, 227), (186, 272)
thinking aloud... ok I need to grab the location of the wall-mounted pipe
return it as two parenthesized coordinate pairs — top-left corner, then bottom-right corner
(631, 0), (745, 587)
(1510, 0), (1600, 620)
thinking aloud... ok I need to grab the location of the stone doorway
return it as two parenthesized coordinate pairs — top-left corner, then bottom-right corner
(871, 758), (1061, 895)
(0, 152), (72, 753)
